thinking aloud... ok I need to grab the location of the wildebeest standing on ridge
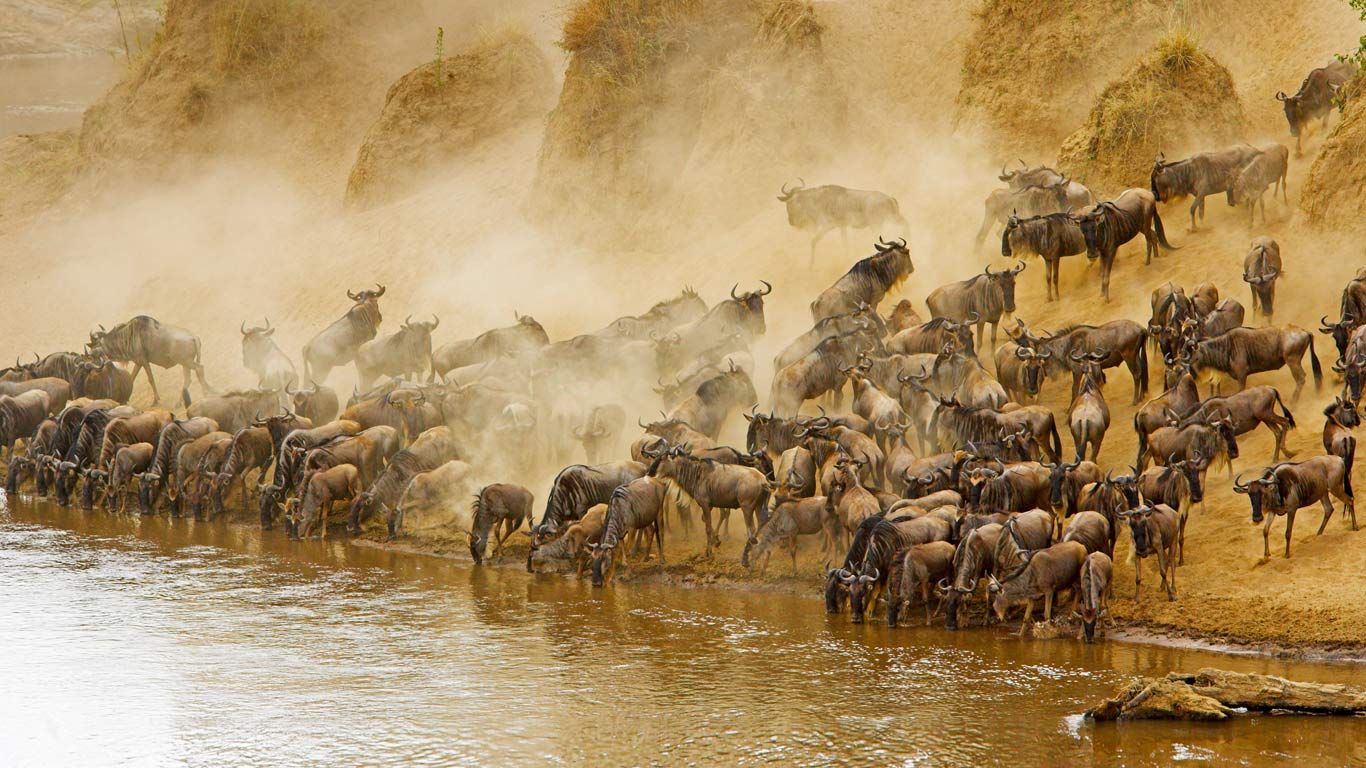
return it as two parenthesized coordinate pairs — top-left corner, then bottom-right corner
(925, 262), (1026, 346)
(302, 286), (384, 384)
(1277, 60), (1357, 156)
(1149, 145), (1261, 229)
(89, 316), (211, 406)
(1001, 211), (1088, 302)
(809, 238), (913, 322)
(240, 319), (297, 407)
(776, 179), (908, 266)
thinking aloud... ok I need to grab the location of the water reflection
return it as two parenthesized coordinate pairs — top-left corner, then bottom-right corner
(3, 495), (1365, 767)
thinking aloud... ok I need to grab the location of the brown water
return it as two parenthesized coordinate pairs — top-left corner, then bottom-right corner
(4, 495), (1366, 767)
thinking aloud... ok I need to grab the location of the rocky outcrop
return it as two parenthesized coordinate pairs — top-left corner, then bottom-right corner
(1087, 668), (1366, 721)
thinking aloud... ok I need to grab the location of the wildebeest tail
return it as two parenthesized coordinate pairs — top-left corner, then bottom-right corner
(1136, 332), (1149, 397)
(1309, 335), (1323, 390)
(1345, 439), (1356, 499)
(1133, 412), (1148, 468)
(1272, 389), (1296, 428)
(1152, 208), (1179, 250)
(1049, 421), (1062, 462)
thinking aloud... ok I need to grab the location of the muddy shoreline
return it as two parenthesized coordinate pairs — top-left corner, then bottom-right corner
(348, 536), (1366, 664)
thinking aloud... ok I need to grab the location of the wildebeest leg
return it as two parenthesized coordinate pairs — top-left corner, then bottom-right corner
(1177, 507), (1187, 566)
(1316, 498), (1335, 536)
(809, 230), (826, 268)
(1283, 509), (1297, 558)
(1019, 599), (1033, 636)
(1287, 358), (1306, 404)
(1134, 554), (1143, 600)
(701, 507), (718, 558)
(136, 363), (161, 405)
(1043, 590), (1055, 623)
(1100, 254), (1112, 301)
(1189, 197), (1200, 231)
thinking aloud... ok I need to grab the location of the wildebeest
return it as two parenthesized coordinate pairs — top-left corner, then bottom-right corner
(166, 431), (232, 517)
(1149, 145), (1261, 229)
(925, 262), (1026, 345)
(0, 377), (71, 415)
(1277, 60), (1357, 155)
(288, 382), (340, 426)
(589, 476), (667, 586)
(1077, 472), (1138, 557)
(528, 504), (606, 575)
(259, 419), (358, 528)
(844, 513), (952, 624)
(1138, 458), (1203, 564)
(884, 299), (922, 335)
(888, 316), (977, 357)
(768, 330), (872, 417)
(1234, 456), (1356, 559)
(573, 404), (626, 464)
(1229, 145), (1290, 226)
(207, 426), (273, 516)
(136, 417), (219, 515)
(532, 460), (647, 546)
(742, 493), (831, 575)
(89, 316), (210, 405)
(1323, 396), (1358, 482)
(1076, 551), (1113, 643)
(987, 540), (1087, 635)
(240, 319), (297, 401)
(302, 286), (384, 384)
(100, 442), (153, 513)
(431, 312), (550, 381)
(598, 288), (708, 340)
(1067, 353), (1110, 462)
(666, 366), (757, 440)
(347, 425), (459, 536)
(1179, 385), (1298, 462)
(1118, 504), (1180, 600)
(289, 464), (363, 539)
(1001, 211), (1088, 302)
(976, 175), (1093, 246)
(1075, 188), (1177, 301)
(1180, 325), (1321, 402)
(939, 522), (1002, 630)
(1016, 320), (1150, 404)
(1061, 510), (1110, 557)
(355, 315), (438, 390)
(810, 239), (913, 322)
(390, 459), (476, 538)
(776, 179), (908, 265)
(74, 358), (134, 403)
(929, 398), (1062, 463)
(0, 390), (51, 456)
(188, 388), (281, 435)
(468, 483), (534, 564)
(963, 461), (1053, 518)
(647, 446), (770, 559)
(1046, 459), (1102, 521)
(887, 540), (956, 627)
(1242, 237), (1283, 322)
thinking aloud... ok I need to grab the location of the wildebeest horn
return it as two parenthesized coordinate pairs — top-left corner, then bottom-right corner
(1276, 91), (1287, 101)
(998, 164), (1010, 180)
(347, 289), (358, 300)
(404, 314), (412, 327)
(241, 321), (249, 336)
(375, 284), (385, 297)
(430, 315), (439, 329)
(1011, 260), (1025, 275)
(730, 283), (740, 300)
(1018, 159), (1027, 168)
(1232, 472), (1252, 492)
(1321, 316), (1336, 332)
(758, 280), (772, 296)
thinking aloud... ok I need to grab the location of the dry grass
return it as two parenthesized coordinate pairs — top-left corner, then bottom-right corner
(1057, 32), (1248, 192)
(757, 0), (823, 53)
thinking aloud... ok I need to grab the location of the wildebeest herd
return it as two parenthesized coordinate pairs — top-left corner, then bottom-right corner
(2, 59), (1360, 643)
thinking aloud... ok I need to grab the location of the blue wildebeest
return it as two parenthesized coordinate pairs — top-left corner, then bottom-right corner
(1074, 189), (1177, 301)
(777, 179), (907, 266)
(89, 315), (210, 405)
(302, 285), (384, 384)
(1278, 60), (1357, 156)
(1150, 145), (1260, 229)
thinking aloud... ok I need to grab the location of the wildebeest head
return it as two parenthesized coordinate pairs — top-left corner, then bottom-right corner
(1209, 415), (1239, 461)
(240, 318), (278, 368)
(1276, 91), (1304, 137)
(1319, 314), (1358, 360)
(1118, 505), (1158, 553)
(1334, 354), (1366, 402)
(347, 284), (386, 303)
(777, 179), (811, 226)
(1075, 205), (1110, 258)
(986, 262), (1026, 314)
(1233, 469), (1280, 523)
(1149, 154), (1177, 202)
(1013, 344), (1051, 395)
(1046, 459), (1083, 507)
(1165, 451), (1206, 504)
(1326, 395), (1362, 429)
(998, 160), (1061, 190)
(728, 281), (772, 337)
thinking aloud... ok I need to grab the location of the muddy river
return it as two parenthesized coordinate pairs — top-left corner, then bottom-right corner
(0, 55), (117, 138)
(3, 495), (1365, 767)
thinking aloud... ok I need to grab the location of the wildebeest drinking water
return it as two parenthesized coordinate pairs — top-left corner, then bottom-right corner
(776, 179), (908, 266)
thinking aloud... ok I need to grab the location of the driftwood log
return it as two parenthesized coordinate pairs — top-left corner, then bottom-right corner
(1087, 668), (1366, 721)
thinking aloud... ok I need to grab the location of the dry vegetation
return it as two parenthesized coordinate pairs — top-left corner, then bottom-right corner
(1057, 30), (1248, 193)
